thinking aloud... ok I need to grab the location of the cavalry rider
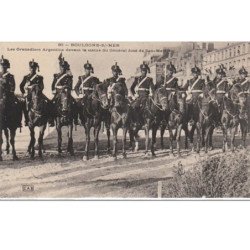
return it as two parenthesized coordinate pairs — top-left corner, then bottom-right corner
(234, 66), (250, 132)
(212, 65), (229, 106)
(75, 60), (100, 97)
(0, 56), (21, 127)
(103, 62), (128, 107)
(74, 60), (100, 122)
(181, 65), (205, 121)
(20, 59), (52, 126)
(51, 53), (78, 126)
(156, 62), (178, 92)
(130, 62), (155, 124)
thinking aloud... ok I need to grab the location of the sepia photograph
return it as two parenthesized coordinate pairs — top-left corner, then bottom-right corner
(0, 41), (249, 199)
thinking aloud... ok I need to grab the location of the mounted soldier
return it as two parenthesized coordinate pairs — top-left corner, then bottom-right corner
(212, 65), (229, 106)
(75, 60), (100, 97)
(20, 59), (53, 126)
(103, 62), (128, 107)
(51, 53), (78, 126)
(181, 65), (205, 119)
(234, 66), (250, 132)
(0, 56), (21, 124)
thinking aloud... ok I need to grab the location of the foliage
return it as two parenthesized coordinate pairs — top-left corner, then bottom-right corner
(165, 151), (249, 198)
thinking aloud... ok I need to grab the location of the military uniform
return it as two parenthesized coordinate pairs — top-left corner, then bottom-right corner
(235, 67), (250, 131)
(0, 56), (22, 127)
(103, 63), (128, 107)
(51, 54), (78, 125)
(20, 60), (52, 126)
(75, 61), (100, 97)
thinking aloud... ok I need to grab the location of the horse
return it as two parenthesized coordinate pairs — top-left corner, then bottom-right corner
(237, 92), (248, 148)
(0, 79), (22, 161)
(220, 95), (239, 152)
(160, 90), (189, 157)
(27, 84), (49, 159)
(110, 82), (131, 160)
(129, 87), (168, 157)
(54, 86), (75, 156)
(197, 87), (219, 153)
(78, 83), (110, 160)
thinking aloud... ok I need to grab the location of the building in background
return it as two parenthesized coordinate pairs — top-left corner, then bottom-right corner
(137, 42), (215, 85)
(203, 42), (250, 78)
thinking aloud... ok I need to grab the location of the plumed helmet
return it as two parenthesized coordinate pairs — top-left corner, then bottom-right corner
(166, 62), (176, 73)
(140, 61), (150, 73)
(239, 66), (248, 76)
(84, 60), (94, 73)
(0, 55), (10, 69)
(58, 53), (70, 70)
(29, 59), (39, 71)
(111, 62), (122, 75)
(191, 65), (201, 75)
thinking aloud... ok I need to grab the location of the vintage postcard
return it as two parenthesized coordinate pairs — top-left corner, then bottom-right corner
(0, 42), (249, 199)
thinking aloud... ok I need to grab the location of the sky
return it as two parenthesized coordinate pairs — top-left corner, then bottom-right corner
(0, 42), (227, 98)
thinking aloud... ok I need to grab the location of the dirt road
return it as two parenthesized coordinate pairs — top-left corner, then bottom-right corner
(0, 126), (249, 198)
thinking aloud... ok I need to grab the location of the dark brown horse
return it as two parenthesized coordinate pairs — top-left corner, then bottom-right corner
(160, 90), (189, 156)
(78, 83), (110, 160)
(54, 86), (75, 156)
(130, 87), (168, 157)
(27, 84), (49, 159)
(110, 82), (131, 160)
(197, 88), (219, 153)
(0, 78), (22, 161)
(221, 95), (239, 152)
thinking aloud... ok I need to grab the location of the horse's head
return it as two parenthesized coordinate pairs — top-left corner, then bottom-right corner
(59, 86), (71, 114)
(95, 83), (109, 109)
(112, 83), (126, 108)
(154, 87), (168, 111)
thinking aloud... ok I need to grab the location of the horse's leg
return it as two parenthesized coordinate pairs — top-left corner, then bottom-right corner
(67, 124), (74, 156)
(196, 122), (201, 153)
(105, 120), (111, 153)
(0, 129), (3, 161)
(222, 125), (228, 152)
(57, 124), (62, 155)
(151, 126), (157, 157)
(30, 127), (35, 159)
(182, 123), (189, 150)
(230, 125), (237, 152)
(129, 129), (134, 150)
(176, 124), (182, 157)
(111, 124), (118, 160)
(201, 127), (205, 149)
(189, 124), (196, 152)
(160, 125), (166, 150)
(204, 126), (211, 154)
(144, 122), (150, 156)
(83, 123), (91, 161)
(38, 125), (46, 159)
(240, 120), (247, 148)
(134, 129), (140, 152)
(122, 126), (128, 159)
(10, 129), (18, 160)
(4, 129), (10, 154)
(168, 126), (174, 156)
(208, 125), (215, 150)
(93, 123), (101, 159)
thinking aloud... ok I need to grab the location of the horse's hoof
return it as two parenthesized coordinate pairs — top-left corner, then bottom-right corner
(6, 149), (10, 155)
(151, 153), (156, 158)
(122, 154), (127, 159)
(169, 153), (174, 158)
(112, 156), (117, 161)
(13, 155), (19, 161)
(70, 151), (75, 156)
(30, 156), (35, 160)
(94, 155), (99, 160)
(82, 156), (89, 161)
(0, 156), (3, 161)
